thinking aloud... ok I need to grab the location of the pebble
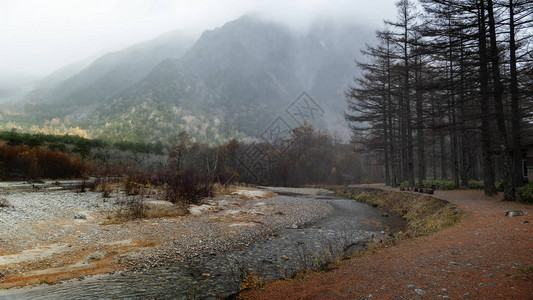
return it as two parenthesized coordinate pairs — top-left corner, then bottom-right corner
(0, 189), (115, 252)
(407, 284), (415, 289)
(414, 289), (426, 295)
(505, 210), (523, 217)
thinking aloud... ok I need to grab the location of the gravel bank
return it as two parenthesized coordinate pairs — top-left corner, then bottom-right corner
(0, 186), (331, 288)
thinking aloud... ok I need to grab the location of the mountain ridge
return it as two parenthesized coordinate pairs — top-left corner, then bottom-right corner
(2, 16), (371, 143)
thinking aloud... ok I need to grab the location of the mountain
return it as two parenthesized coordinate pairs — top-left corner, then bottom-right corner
(23, 30), (196, 118)
(3, 16), (371, 143)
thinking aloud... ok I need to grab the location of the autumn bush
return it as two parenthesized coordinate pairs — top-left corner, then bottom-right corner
(164, 170), (214, 205)
(0, 142), (88, 180)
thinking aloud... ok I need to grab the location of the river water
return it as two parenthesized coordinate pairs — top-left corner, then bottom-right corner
(0, 190), (404, 299)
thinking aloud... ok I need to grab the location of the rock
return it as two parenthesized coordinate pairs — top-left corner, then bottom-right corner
(407, 284), (415, 289)
(290, 224), (299, 229)
(449, 262), (460, 265)
(88, 251), (105, 260)
(281, 255), (289, 260)
(201, 273), (211, 277)
(74, 214), (87, 220)
(505, 210), (523, 217)
(414, 289), (426, 295)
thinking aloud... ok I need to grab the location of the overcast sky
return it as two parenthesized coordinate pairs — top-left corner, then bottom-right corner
(0, 0), (397, 80)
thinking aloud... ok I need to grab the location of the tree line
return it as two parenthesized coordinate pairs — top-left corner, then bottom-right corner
(165, 125), (368, 187)
(0, 125), (373, 186)
(346, 0), (533, 200)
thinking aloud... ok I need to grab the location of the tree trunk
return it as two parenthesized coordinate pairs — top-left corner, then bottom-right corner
(458, 34), (469, 187)
(448, 40), (459, 187)
(416, 53), (426, 185)
(478, 0), (498, 196)
(440, 132), (447, 179)
(404, 20), (415, 187)
(383, 99), (391, 185)
(487, 0), (515, 200)
(508, 0), (523, 188)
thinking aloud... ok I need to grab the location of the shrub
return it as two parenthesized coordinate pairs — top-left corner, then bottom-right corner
(124, 180), (141, 196)
(117, 195), (147, 220)
(516, 182), (533, 204)
(496, 180), (505, 192)
(77, 180), (87, 193)
(399, 181), (410, 189)
(102, 182), (112, 198)
(165, 170), (214, 205)
(0, 198), (11, 208)
(468, 180), (484, 190)
(421, 178), (457, 190)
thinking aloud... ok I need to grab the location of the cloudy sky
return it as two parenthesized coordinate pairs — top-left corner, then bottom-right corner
(0, 0), (397, 79)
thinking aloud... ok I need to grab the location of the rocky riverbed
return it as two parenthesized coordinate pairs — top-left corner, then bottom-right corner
(0, 184), (404, 299)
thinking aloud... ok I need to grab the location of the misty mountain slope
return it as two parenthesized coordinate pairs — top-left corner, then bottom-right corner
(36, 52), (102, 90)
(6, 16), (371, 143)
(89, 17), (309, 142)
(85, 59), (225, 143)
(24, 30), (196, 117)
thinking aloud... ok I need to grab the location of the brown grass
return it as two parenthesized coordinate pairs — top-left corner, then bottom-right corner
(101, 198), (188, 225)
(335, 187), (462, 237)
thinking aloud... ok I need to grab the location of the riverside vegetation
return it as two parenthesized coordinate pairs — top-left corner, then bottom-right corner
(336, 187), (462, 238)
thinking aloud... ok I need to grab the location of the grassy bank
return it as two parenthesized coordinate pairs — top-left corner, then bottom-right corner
(335, 187), (462, 238)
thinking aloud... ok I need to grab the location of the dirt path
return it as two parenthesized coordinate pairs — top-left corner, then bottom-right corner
(241, 186), (533, 299)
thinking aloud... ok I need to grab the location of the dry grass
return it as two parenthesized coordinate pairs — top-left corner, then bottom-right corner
(213, 184), (277, 200)
(213, 183), (238, 197)
(102, 197), (188, 225)
(335, 187), (462, 237)
(145, 205), (188, 218)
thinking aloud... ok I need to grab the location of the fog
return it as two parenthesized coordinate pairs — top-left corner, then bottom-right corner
(0, 0), (397, 81)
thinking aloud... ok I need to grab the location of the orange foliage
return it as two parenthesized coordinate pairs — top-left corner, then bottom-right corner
(0, 143), (88, 180)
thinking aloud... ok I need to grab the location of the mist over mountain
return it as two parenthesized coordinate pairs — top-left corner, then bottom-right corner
(3, 16), (371, 143)
(24, 30), (196, 111)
